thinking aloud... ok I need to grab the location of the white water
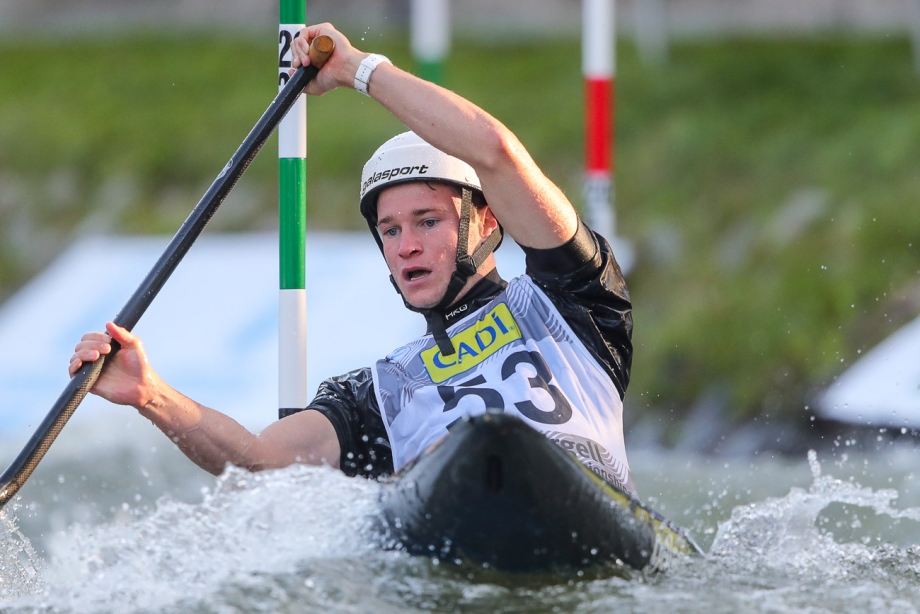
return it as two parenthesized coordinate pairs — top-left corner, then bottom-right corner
(2, 433), (920, 613)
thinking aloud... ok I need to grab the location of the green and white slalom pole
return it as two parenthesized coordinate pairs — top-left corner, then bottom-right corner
(278, 0), (308, 419)
(411, 0), (449, 85)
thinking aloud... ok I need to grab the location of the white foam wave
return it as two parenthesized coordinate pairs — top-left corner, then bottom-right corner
(710, 450), (920, 578)
(4, 464), (380, 612)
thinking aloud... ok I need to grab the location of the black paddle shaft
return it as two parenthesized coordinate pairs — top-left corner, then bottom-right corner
(0, 36), (335, 509)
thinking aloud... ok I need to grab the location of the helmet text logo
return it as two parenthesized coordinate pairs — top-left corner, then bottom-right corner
(362, 164), (430, 195)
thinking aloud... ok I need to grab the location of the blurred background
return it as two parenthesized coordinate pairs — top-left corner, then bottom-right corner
(1, 0), (919, 454)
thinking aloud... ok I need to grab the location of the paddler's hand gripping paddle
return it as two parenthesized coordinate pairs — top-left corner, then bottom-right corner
(0, 35), (336, 509)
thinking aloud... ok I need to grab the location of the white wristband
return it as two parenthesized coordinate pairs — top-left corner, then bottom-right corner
(354, 54), (391, 97)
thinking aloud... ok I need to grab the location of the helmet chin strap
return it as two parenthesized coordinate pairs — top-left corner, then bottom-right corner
(377, 187), (503, 356)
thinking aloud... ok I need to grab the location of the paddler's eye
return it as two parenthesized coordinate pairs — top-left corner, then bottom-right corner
(422, 218), (437, 229)
(381, 226), (398, 237)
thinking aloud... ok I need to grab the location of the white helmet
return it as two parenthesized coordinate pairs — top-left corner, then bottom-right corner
(359, 131), (482, 223)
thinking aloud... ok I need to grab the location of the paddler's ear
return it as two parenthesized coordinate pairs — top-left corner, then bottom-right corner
(474, 204), (499, 237)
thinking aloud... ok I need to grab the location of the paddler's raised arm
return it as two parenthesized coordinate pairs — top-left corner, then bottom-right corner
(69, 322), (340, 475)
(291, 23), (579, 251)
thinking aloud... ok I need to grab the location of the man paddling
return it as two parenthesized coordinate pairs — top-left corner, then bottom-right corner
(70, 23), (636, 494)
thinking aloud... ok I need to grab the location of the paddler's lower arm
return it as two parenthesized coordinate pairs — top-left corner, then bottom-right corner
(136, 381), (340, 476)
(137, 383), (266, 475)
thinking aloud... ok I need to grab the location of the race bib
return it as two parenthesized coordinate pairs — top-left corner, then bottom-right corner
(372, 277), (633, 492)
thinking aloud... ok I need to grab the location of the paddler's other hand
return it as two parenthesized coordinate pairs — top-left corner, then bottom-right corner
(69, 322), (160, 409)
(289, 22), (365, 97)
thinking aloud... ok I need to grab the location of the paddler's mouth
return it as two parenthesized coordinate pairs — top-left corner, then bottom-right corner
(403, 267), (431, 283)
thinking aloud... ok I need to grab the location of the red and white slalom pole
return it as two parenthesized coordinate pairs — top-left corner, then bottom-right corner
(582, 0), (616, 243)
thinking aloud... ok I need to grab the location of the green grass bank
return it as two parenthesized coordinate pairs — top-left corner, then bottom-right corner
(1, 31), (918, 436)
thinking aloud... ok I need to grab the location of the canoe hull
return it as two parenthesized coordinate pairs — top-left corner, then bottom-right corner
(378, 413), (702, 572)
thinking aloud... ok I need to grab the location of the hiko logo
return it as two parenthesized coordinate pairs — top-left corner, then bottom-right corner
(421, 303), (521, 383)
(362, 164), (430, 194)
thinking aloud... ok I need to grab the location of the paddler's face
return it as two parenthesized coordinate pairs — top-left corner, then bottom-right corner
(376, 182), (495, 310)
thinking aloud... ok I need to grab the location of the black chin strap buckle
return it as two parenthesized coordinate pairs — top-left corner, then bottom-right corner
(456, 254), (476, 276)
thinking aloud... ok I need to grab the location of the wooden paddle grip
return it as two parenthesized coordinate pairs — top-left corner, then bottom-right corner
(308, 35), (335, 69)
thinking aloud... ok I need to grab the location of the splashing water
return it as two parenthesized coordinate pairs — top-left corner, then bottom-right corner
(689, 450), (920, 611)
(711, 451), (920, 565)
(0, 508), (44, 601)
(1, 447), (920, 613)
(2, 464), (380, 612)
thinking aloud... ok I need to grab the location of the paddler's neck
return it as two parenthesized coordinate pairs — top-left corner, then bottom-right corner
(434, 268), (506, 329)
